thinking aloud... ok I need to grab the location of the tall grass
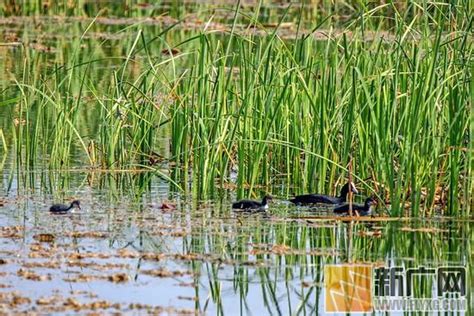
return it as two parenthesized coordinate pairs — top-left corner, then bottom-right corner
(168, 2), (472, 216)
(0, 1), (471, 216)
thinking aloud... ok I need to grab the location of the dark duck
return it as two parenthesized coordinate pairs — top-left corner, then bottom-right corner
(232, 195), (272, 211)
(49, 200), (81, 214)
(290, 182), (358, 205)
(333, 197), (377, 216)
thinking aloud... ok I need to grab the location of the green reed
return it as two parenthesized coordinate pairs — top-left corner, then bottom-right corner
(0, 1), (471, 216)
(168, 2), (471, 216)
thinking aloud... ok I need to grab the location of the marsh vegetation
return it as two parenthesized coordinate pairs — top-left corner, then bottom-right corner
(0, 0), (472, 314)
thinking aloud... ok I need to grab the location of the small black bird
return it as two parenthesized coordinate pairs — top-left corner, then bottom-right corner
(290, 182), (358, 205)
(232, 195), (273, 211)
(49, 200), (81, 214)
(333, 197), (377, 216)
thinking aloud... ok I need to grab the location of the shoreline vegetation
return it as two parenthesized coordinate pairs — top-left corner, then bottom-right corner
(0, 1), (472, 217)
(0, 2), (471, 315)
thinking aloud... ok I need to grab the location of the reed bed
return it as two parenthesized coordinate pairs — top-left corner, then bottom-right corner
(0, 1), (471, 216)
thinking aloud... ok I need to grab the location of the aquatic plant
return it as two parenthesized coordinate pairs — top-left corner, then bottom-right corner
(0, 1), (471, 216)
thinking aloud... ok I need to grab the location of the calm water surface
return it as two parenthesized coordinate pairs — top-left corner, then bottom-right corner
(0, 164), (471, 314)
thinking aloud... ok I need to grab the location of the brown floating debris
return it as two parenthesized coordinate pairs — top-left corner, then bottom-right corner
(249, 243), (339, 256)
(29, 244), (56, 258)
(66, 252), (111, 260)
(150, 230), (188, 237)
(37, 295), (61, 305)
(63, 297), (82, 309)
(269, 244), (291, 255)
(116, 248), (140, 258)
(17, 268), (52, 281)
(22, 261), (60, 269)
(300, 216), (397, 222)
(63, 273), (98, 283)
(0, 226), (23, 238)
(127, 303), (194, 314)
(34, 295), (122, 312)
(33, 233), (55, 242)
(160, 201), (176, 211)
(108, 273), (129, 283)
(67, 260), (130, 270)
(11, 293), (32, 306)
(240, 260), (268, 267)
(67, 231), (108, 238)
(0, 291), (31, 309)
(140, 252), (166, 261)
(141, 268), (192, 278)
(170, 253), (202, 261)
(64, 272), (131, 283)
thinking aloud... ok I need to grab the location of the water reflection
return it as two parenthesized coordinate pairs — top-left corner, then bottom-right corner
(0, 164), (470, 314)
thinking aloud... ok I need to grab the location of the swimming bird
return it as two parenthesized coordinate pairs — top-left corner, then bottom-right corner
(333, 197), (377, 216)
(232, 195), (273, 211)
(290, 182), (358, 205)
(49, 200), (81, 214)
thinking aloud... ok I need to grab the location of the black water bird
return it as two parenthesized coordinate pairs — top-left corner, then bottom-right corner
(333, 197), (377, 216)
(49, 200), (81, 214)
(290, 182), (358, 205)
(232, 195), (273, 211)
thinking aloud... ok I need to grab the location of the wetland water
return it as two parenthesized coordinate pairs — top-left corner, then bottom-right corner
(0, 168), (471, 314)
(0, 1), (472, 314)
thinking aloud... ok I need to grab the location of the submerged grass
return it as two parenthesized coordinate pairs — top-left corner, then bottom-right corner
(0, 1), (472, 216)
